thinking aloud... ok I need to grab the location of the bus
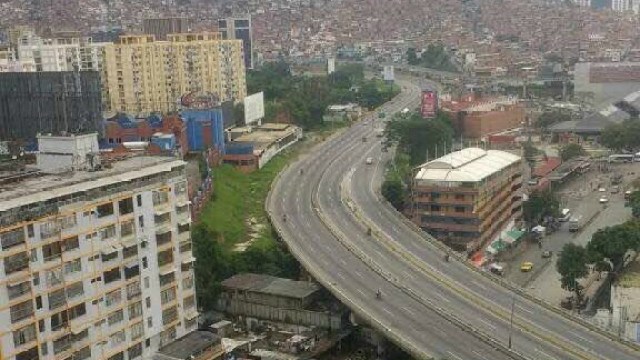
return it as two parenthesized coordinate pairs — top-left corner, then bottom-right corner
(608, 154), (634, 163)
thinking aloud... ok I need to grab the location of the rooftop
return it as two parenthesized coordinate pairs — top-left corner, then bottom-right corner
(154, 330), (221, 360)
(234, 125), (299, 152)
(415, 148), (521, 183)
(221, 273), (320, 299)
(0, 156), (184, 212)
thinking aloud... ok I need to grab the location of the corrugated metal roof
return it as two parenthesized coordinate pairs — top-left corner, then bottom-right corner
(415, 148), (520, 183)
(221, 273), (320, 299)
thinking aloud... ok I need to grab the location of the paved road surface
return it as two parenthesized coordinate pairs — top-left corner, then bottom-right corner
(268, 79), (640, 360)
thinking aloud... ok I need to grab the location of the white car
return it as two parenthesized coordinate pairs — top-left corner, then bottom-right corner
(599, 196), (609, 204)
(366, 157), (373, 165)
(598, 187), (606, 192)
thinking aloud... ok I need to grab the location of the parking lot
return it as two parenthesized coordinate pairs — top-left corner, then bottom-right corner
(501, 161), (637, 305)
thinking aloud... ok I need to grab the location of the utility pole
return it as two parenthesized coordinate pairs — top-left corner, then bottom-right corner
(508, 296), (515, 350)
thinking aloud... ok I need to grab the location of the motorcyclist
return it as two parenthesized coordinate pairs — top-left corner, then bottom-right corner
(376, 289), (382, 299)
(444, 253), (450, 262)
(366, 227), (372, 236)
(299, 168), (304, 175)
(282, 214), (287, 222)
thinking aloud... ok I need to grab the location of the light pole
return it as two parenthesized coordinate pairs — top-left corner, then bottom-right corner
(508, 296), (515, 350)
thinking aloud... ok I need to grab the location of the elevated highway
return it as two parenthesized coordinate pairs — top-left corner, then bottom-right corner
(267, 79), (640, 360)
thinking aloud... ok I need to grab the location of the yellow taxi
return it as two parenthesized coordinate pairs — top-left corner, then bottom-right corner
(520, 261), (534, 272)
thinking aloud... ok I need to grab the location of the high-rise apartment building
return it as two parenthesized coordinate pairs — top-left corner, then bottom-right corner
(572, 0), (591, 8)
(410, 148), (523, 254)
(102, 33), (246, 116)
(611, 0), (640, 13)
(218, 17), (253, 70)
(16, 30), (108, 72)
(142, 18), (190, 41)
(0, 133), (197, 360)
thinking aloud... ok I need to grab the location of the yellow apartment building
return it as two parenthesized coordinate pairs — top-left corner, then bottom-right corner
(102, 32), (246, 115)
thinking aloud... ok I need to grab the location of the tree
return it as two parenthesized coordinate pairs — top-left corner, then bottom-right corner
(522, 141), (539, 169)
(522, 190), (560, 227)
(536, 111), (570, 130)
(600, 123), (627, 152)
(382, 178), (405, 210)
(586, 222), (640, 271)
(406, 48), (418, 65)
(556, 243), (589, 302)
(630, 190), (640, 218)
(192, 225), (233, 310)
(559, 143), (586, 161)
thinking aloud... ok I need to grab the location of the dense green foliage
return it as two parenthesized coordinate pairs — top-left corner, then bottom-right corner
(556, 243), (589, 301)
(381, 111), (454, 210)
(407, 44), (458, 72)
(194, 157), (301, 310)
(522, 190), (560, 227)
(630, 190), (640, 218)
(536, 110), (571, 130)
(559, 143), (586, 161)
(247, 61), (399, 129)
(600, 119), (640, 152)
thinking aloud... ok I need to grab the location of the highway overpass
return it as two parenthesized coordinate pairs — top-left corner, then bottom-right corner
(267, 79), (640, 360)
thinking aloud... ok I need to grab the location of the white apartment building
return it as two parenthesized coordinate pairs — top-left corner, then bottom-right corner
(573, 0), (591, 8)
(16, 30), (108, 72)
(0, 134), (197, 360)
(611, 0), (640, 13)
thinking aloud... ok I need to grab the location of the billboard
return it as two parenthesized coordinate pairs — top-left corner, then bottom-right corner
(244, 92), (265, 125)
(421, 90), (438, 119)
(383, 65), (395, 81)
(327, 58), (336, 74)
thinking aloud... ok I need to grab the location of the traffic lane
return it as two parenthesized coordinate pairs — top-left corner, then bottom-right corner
(332, 142), (584, 360)
(274, 156), (511, 359)
(355, 145), (640, 359)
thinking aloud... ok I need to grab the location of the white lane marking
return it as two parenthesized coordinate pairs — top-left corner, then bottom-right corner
(472, 350), (490, 360)
(516, 304), (533, 314)
(356, 288), (367, 297)
(402, 307), (415, 316)
(446, 351), (464, 360)
(354, 271), (363, 278)
(339, 258), (347, 266)
(477, 317), (497, 331)
(336, 272), (345, 281)
(402, 270), (415, 280)
(571, 331), (593, 344)
(431, 291), (450, 303)
(535, 348), (557, 360)
(383, 308), (393, 317)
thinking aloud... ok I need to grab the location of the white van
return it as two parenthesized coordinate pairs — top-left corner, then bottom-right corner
(365, 157), (373, 165)
(558, 208), (571, 222)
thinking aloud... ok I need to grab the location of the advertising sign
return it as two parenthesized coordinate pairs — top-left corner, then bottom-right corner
(244, 92), (265, 125)
(327, 58), (336, 74)
(421, 90), (438, 119)
(383, 65), (395, 81)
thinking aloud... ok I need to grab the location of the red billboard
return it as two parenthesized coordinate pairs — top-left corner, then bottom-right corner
(421, 90), (438, 119)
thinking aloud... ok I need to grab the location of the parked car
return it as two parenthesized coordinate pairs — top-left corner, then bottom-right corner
(599, 196), (609, 204)
(520, 261), (534, 272)
(365, 157), (373, 165)
(542, 250), (553, 258)
(611, 186), (620, 194)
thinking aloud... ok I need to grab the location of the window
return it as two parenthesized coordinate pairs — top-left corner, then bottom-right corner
(157, 249), (173, 267)
(431, 205), (441, 212)
(144, 276), (150, 289)
(154, 212), (171, 225)
(162, 306), (178, 325)
(41, 342), (48, 356)
(136, 194), (142, 207)
(108, 351), (124, 360)
(128, 302), (143, 320)
(13, 323), (37, 347)
(48, 289), (66, 310)
(38, 319), (45, 333)
(455, 194), (465, 200)
(178, 222), (190, 234)
(123, 245), (138, 259)
(27, 224), (34, 238)
(152, 191), (169, 206)
(40, 219), (59, 239)
(128, 342), (143, 359)
(64, 258), (82, 275)
(5, 251), (29, 274)
(96, 203), (114, 218)
(121, 219), (135, 237)
(174, 181), (187, 195)
(160, 272), (175, 287)
(108, 309), (124, 326)
(74, 346), (91, 360)
(42, 241), (62, 261)
(160, 287), (176, 305)
(50, 309), (69, 331)
(59, 214), (76, 229)
(102, 250), (119, 262)
(103, 268), (122, 284)
(99, 224), (116, 240)
(110, 331), (126, 347)
(16, 347), (38, 360)
(125, 264), (140, 280)
(66, 282), (84, 299)
(35, 296), (42, 310)
(10, 300), (34, 323)
(53, 334), (71, 354)
(142, 257), (148, 269)
(182, 274), (194, 290)
(138, 215), (144, 229)
(147, 317), (153, 328)
(455, 206), (466, 213)
(156, 231), (172, 246)
(62, 236), (80, 251)
(105, 289), (122, 307)
(118, 198), (134, 215)
(32, 272), (40, 286)
(68, 303), (86, 320)
(7, 281), (31, 300)
(1, 228), (26, 250)
(183, 295), (195, 310)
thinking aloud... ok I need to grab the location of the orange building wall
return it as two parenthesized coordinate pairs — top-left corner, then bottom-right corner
(446, 104), (525, 139)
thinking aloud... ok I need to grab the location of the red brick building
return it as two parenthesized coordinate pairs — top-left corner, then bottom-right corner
(441, 95), (525, 139)
(104, 114), (189, 156)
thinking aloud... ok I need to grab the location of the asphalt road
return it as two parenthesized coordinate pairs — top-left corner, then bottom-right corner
(267, 79), (640, 360)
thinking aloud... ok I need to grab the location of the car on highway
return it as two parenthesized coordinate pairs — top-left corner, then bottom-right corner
(366, 157), (373, 165)
(611, 185), (620, 194)
(599, 196), (609, 204)
(598, 187), (606, 192)
(542, 250), (553, 258)
(520, 261), (534, 272)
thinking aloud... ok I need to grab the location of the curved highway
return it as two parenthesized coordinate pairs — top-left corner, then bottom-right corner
(267, 79), (640, 360)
